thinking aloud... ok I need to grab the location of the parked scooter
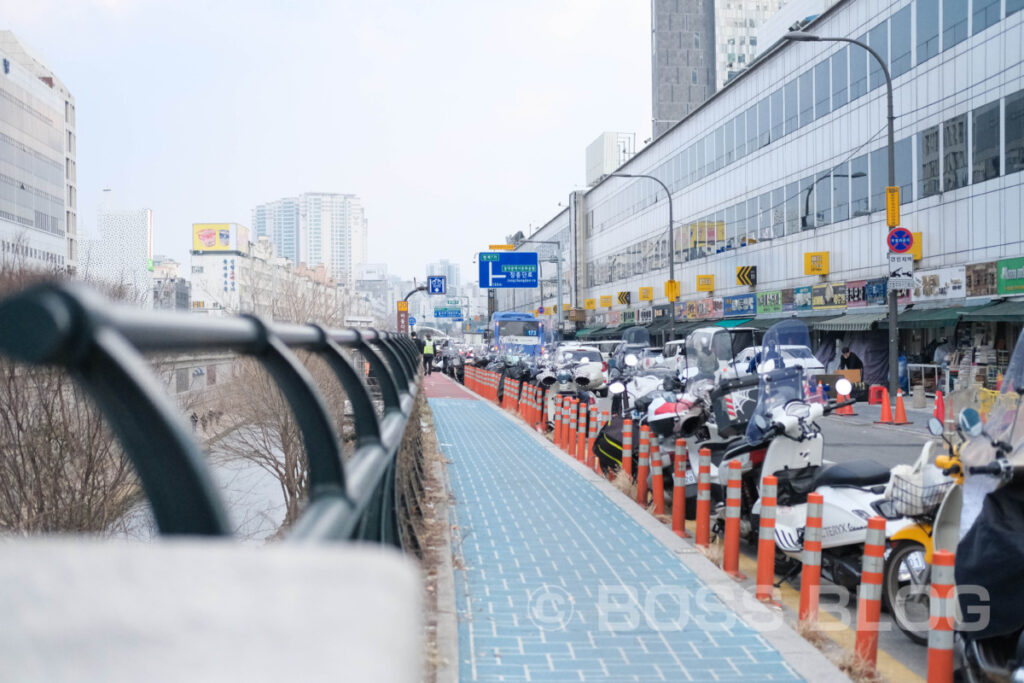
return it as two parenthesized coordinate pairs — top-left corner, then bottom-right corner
(714, 319), (919, 604)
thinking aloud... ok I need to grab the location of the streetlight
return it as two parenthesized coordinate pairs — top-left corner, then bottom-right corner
(517, 237), (564, 342)
(801, 171), (867, 229)
(784, 30), (900, 397)
(608, 173), (677, 341)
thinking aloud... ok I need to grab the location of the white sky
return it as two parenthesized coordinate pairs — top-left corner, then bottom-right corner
(4, 0), (652, 283)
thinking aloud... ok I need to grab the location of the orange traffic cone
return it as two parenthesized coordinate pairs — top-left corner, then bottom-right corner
(933, 390), (945, 422)
(875, 388), (893, 424)
(892, 389), (911, 425)
(835, 393), (856, 416)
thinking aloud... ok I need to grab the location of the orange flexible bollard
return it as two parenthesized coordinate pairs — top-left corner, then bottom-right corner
(567, 398), (578, 455)
(637, 427), (650, 506)
(756, 475), (778, 603)
(855, 516), (886, 669)
(927, 550), (955, 683)
(723, 460), (746, 580)
(651, 442), (664, 514)
(933, 390), (945, 424)
(587, 407), (599, 470)
(553, 395), (563, 446)
(672, 439), (689, 537)
(578, 402), (589, 464)
(875, 387), (893, 424)
(799, 493), (824, 623)
(892, 389), (911, 425)
(695, 447), (711, 549)
(621, 419), (633, 478)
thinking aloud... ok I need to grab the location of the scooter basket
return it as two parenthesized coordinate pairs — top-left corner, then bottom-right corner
(887, 474), (952, 517)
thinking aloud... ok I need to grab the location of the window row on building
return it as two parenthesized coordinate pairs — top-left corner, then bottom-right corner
(589, 0), (1023, 238)
(1, 237), (65, 265)
(586, 86), (1024, 288)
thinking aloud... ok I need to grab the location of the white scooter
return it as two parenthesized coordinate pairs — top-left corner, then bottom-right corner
(718, 319), (917, 595)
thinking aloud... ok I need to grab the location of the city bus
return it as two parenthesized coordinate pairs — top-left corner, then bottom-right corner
(490, 311), (543, 356)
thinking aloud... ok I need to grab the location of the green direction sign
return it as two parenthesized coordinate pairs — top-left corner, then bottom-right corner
(480, 253), (500, 262)
(998, 256), (1024, 294)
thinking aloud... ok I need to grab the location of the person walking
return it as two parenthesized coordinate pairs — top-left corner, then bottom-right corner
(422, 334), (436, 375)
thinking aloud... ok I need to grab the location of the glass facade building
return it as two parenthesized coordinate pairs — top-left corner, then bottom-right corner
(500, 0), (1024, 341)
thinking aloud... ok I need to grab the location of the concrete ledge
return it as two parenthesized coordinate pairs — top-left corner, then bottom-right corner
(480, 397), (852, 683)
(0, 538), (422, 683)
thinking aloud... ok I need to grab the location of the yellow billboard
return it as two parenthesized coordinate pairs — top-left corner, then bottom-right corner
(193, 223), (237, 252)
(600, 294), (613, 308)
(638, 286), (654, 301)
(804, 251), (830, 275)
(584, 298), (596, 310)
(696, 275), (715, 292)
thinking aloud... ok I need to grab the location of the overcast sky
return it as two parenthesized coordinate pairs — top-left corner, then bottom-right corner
(5, 0), (651, 283)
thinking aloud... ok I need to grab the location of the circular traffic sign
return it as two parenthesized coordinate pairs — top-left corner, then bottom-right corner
(887, 227), (914, 253)
(409, 316), (417, 325)
(538, 306), (545, 314)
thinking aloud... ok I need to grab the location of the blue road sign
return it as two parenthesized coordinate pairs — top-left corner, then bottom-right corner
(478, 252), (539, 288)
(408, 316), (417, 326)
(427, 275), (447, 295)
(887, 227), (914, 253)
(434, 308), (462, 319)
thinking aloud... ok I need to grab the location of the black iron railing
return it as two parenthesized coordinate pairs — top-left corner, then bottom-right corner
(0, 282), (421, 544)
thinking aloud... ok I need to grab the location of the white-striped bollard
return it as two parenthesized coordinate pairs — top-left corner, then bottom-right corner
(755, 475), (778, 603)
(927, 549), (955, 683)
(799, 492), (824, 623)
(672, 439), (688, 537)
(695, 447), (711, 548)
(855, 516), (886, 668)
(723, 460), (745, 579)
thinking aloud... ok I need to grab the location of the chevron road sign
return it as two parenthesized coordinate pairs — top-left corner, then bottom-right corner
(617, 291), (631, 305)
(737, 266), (757, 287)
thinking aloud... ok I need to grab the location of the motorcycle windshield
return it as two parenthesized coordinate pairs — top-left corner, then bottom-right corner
(621, 326), (650, 346)
(986, 328), (1024, 452)
(683, 327), (737, 393)
(750, 320), (811, 421)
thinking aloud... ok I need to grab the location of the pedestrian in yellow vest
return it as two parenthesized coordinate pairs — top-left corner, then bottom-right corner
(423, 335), (435, 375)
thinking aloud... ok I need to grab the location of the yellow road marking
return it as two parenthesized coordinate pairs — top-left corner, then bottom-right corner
(736, 554), (924, 683)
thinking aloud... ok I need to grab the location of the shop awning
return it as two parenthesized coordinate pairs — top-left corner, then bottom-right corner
(575, 325), (605, 338)
(673, 320), (712, 335)
(714, 317), (753, 328)
(647, 316), (675, 333)
(961, 300), (1024, 322)
(876, 305), (967, 329)
(745, 317), (788, 330)
(811, 312), (887, 332)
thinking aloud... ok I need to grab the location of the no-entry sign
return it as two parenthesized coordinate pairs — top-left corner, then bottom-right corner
(887, 227), (914, 253)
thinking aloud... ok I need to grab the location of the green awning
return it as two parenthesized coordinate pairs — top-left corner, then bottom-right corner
(812, 312), (886, 332)
(575, 325), (605, 338)
(876, 305), (964, 329)
(745, 317), (788, 330)
(961, 300), (1024, 322)
(715, 317), (753, 328)
(647, 316), (674, 332)
(673, 320), (709, 335)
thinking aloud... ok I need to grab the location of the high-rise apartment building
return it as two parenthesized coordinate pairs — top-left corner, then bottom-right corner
(252, 192), (368, 286)
(426, 259), (461, 292)
(651, 0), (717, 139)
(715, 0), (785, 88)
(0, 31), (77, 271)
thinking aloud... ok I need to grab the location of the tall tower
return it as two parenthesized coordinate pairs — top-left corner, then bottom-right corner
(651, 0), (717, 139)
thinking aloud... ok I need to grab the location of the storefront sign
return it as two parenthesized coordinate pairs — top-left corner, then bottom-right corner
(912, 266), (966, 302)
(637, 308), (653, 324)
(846, 280), (867, 308)
(607, 311), (621, 325)
(685, 301), (697, 320)
(600, 294), (613, 308)
(812, 282), (847, 309)
(998, 256), (1024, 294)
(756, 290), (783, 314)
(595, 313), (606, 325)
(794, 286), (813, 311)
(695, 298), (716, 319)
(696, 275), (715, 292)
(621, 310), (636, 324)
(638, 286), (654, 301)
(724, 293), (757, 317)
(865, 278), (912, 306)
(653, 304), (673, 319)
(966, 262), (997, 297)
(781, 288), (795, 312)
(674, 302), (687, 321)
(804, 252), (830, 275)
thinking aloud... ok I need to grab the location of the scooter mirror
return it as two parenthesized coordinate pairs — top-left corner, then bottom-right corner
(958, 408), (983, 437)
(835, 378), (852, 396)
(624, 354), (639, 367)
(927, 416), (944, 436)
(608, 382), (626, 395)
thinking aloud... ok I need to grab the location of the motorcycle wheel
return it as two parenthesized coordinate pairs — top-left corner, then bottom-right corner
(882, 541), (930, 645)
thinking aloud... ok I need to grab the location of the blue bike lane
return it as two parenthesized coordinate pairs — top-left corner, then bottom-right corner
(427, 377), (847, 682)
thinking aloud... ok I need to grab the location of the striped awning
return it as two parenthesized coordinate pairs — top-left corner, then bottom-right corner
(811, 312), (887, 332)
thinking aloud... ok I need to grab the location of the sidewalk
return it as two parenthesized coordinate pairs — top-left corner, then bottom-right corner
(424, 375), (845, 682)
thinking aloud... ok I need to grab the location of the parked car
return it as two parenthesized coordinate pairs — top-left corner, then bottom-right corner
(730, 344), (826, 378)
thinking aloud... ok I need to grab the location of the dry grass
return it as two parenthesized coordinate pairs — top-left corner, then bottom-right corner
(832, 650), (886, 683)
(698, 539), (724, 567)
(611, 468), (637, 498)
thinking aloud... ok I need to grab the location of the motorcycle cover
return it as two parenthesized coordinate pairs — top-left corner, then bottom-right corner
(594, 414), (625, 473)
(955, 485), (1024, 640)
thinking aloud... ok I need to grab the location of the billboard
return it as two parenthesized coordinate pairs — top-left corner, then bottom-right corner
(192, 223), (248, 253)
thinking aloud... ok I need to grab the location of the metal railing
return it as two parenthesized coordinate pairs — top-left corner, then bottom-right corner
(0, 282), (422, 544)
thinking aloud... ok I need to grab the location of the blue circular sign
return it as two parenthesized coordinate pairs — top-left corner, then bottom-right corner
(408, 316), (417, 325)
(887, 227), (914, 253)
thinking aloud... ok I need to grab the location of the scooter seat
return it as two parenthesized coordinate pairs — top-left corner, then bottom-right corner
(813, 460), (891, 488)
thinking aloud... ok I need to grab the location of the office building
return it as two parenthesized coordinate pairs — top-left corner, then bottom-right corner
(81, 206), (153, 303)
(652, 0), (718, 138)
(715, 0), (786, 87)
(0, 31), (77, 271)
(426, 259), (461, 292)
(501, 0), (1024, 384)
(152, 255), (190, 310)
(252, 192), (368, 286)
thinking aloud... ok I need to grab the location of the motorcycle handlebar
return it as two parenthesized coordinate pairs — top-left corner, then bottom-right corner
(823, 399), (857, 415)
